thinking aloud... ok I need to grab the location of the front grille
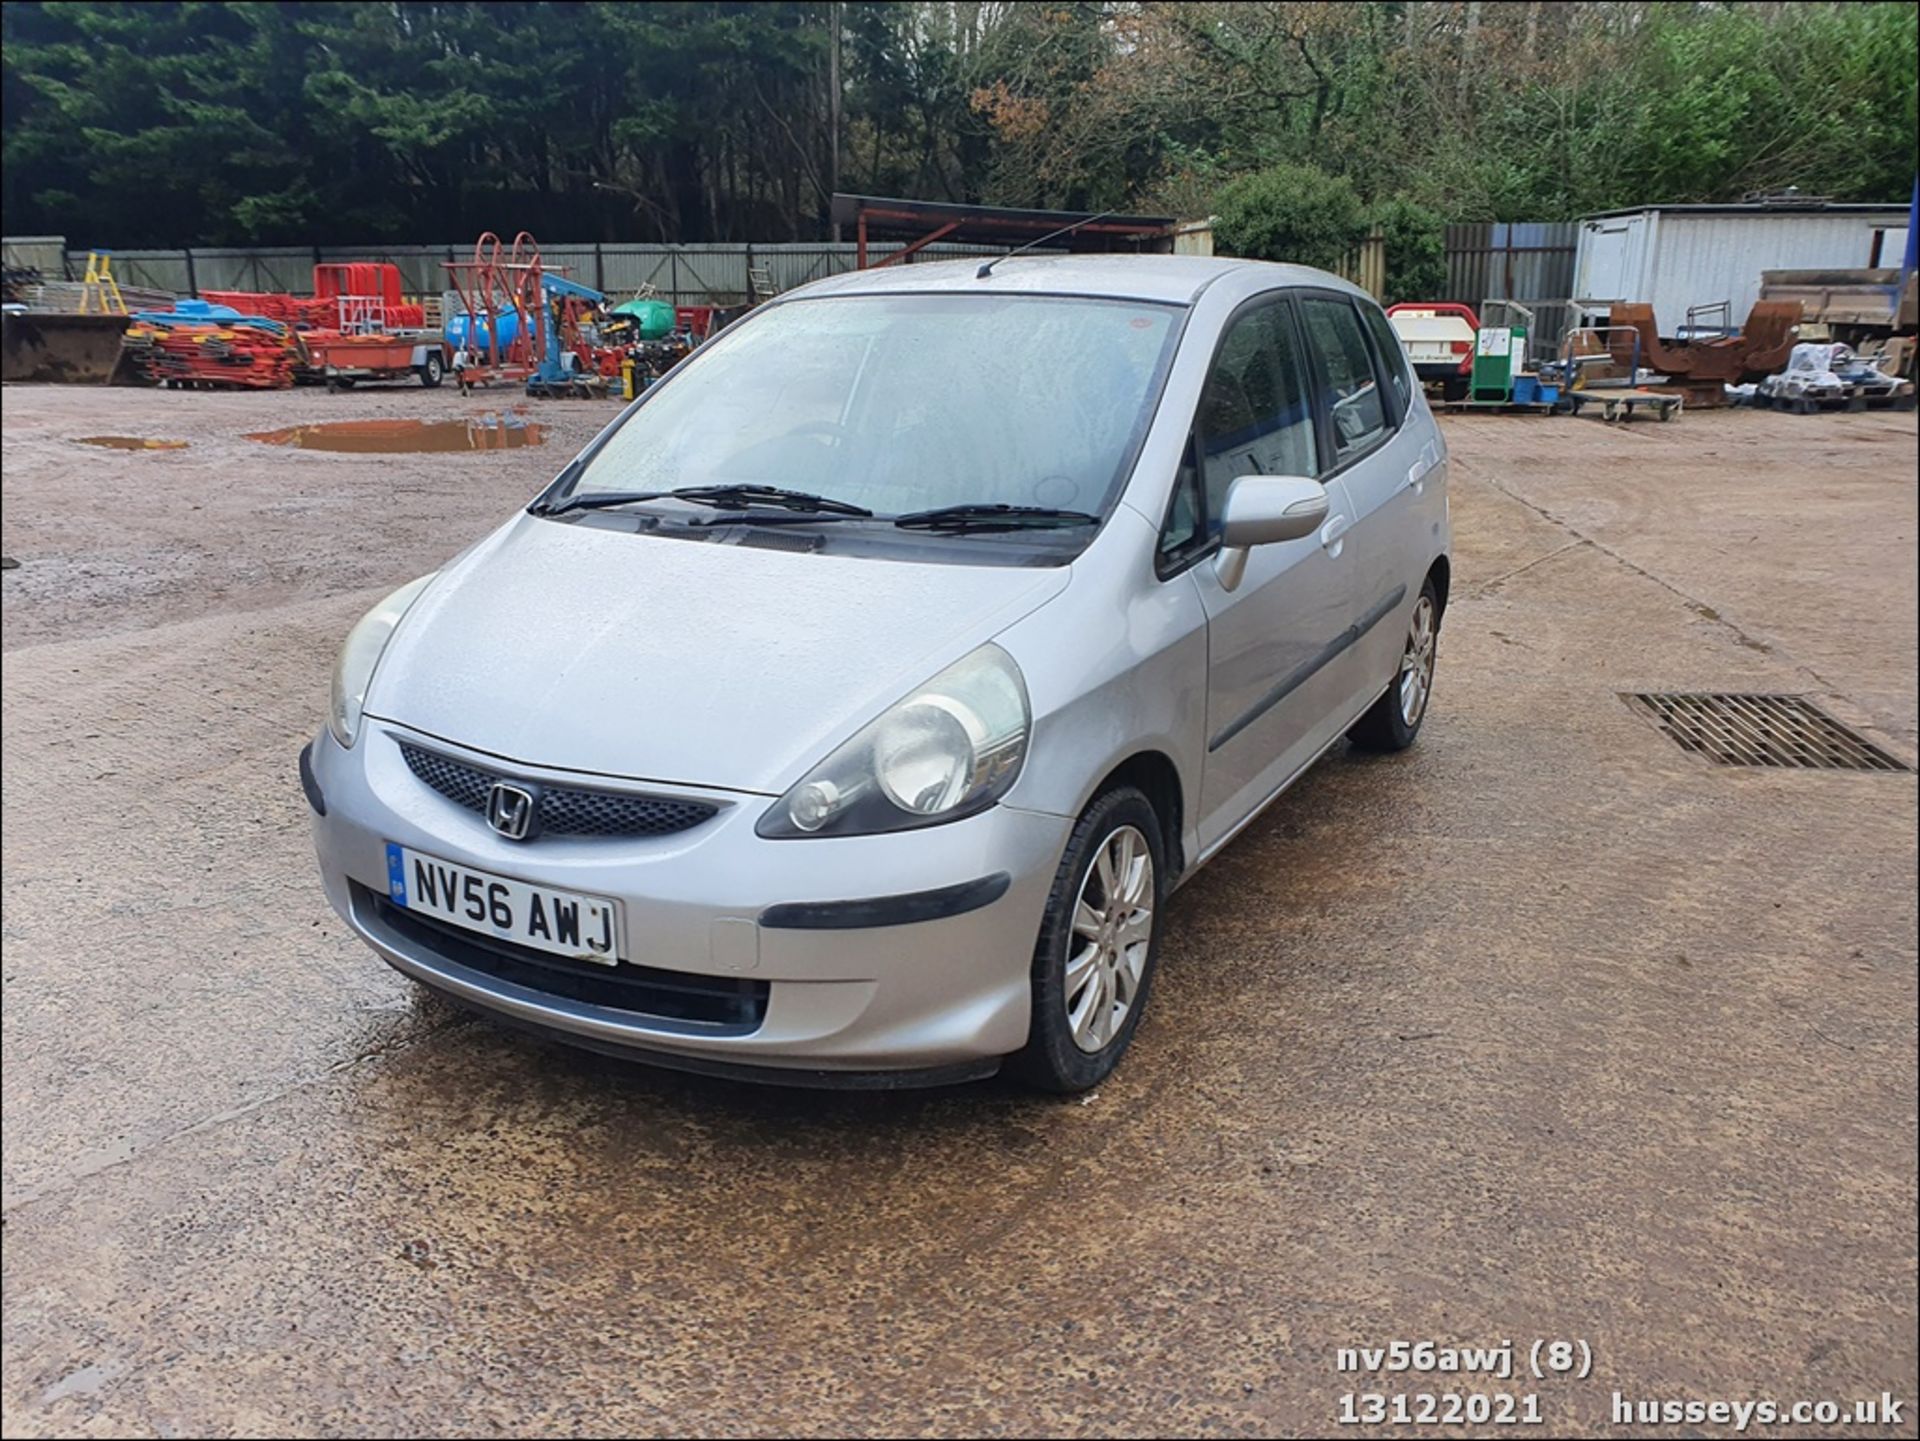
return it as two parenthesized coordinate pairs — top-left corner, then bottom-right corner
(359, 884), (767, 1033)
(398, 742), (719, 838)
(401, 743), (492, 811)
(1621, 693), (1911, 771)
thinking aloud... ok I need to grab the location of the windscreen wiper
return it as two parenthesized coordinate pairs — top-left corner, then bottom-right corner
(893, 503), (1099, 533)
(532, 489), (667, 517)
(684, 510), (874, 527)
(672, 484), (874, 517)
(534, 484), (873, 519)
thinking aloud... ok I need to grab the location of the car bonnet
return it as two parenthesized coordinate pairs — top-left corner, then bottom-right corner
(361, 513), (1070, 794)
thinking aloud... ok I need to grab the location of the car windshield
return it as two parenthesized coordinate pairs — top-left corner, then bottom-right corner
(559, 292), (1182, 524)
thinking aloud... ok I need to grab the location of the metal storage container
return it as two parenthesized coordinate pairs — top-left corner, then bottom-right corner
(1572, 203), (1909, 335)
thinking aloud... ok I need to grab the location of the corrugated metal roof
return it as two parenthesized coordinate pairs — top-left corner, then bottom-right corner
(1580, 203), (1906, 221)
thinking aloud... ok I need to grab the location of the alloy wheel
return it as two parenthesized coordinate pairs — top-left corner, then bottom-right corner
(1399, 594), (1437, 727)
(1065, 824), (1155, 1053)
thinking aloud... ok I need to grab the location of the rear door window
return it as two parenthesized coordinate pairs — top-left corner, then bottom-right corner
(1300, 295), (1391, 464)
(1361, 301), (1414, 419)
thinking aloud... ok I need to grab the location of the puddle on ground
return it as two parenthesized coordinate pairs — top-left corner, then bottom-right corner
(77, 436), (190, 451)
(243, 417), (547, 454)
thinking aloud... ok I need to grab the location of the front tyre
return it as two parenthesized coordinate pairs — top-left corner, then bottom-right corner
(418, 352), (445, 388)
(1347, 578), (1440, 753)
(1011, 787), (1165, 1093)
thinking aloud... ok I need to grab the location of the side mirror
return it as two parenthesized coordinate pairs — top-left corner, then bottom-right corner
(1218, 474), (1329, 548)
(1214, 475), (1329, 591)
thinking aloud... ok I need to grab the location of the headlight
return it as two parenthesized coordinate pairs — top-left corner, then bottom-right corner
(327, 574), (436, 748)
(757, 644), (1029, 839)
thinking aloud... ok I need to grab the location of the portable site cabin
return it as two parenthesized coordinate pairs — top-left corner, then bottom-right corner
(1572, 201), (1909, 336)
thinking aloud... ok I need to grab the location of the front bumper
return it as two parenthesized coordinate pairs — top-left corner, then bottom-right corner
(306, 723), (1071, 1078)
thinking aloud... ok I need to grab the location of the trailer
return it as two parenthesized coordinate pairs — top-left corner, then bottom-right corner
(301, 331), (448, 389)
(1386, 302), (1477, 401)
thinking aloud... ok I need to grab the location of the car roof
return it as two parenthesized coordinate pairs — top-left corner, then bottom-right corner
(783, 254), (1360, 306)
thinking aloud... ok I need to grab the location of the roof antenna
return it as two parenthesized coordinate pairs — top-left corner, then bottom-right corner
(977, 208), (1120, 279)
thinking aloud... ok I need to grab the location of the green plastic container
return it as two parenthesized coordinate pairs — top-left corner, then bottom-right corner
(613, 298), (676, 340)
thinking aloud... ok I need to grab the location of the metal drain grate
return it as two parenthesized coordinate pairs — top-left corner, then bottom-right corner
(1621, 693), (1911, 771)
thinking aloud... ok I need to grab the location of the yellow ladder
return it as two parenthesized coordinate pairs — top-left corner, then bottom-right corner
(79, 250), (127, 315)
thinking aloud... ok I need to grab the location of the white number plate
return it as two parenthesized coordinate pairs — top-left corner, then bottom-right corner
(385, 843), (621, 965)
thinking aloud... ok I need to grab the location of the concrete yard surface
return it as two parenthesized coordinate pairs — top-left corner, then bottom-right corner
(2, 385), (1916, 1437)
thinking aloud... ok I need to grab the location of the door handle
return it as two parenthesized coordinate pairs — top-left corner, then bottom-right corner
(1319, 514), (1352, 552)
(1405, 443), (1442, 495)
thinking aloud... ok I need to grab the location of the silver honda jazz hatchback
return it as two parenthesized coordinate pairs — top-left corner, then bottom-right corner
(303, 255), (1450, 1091)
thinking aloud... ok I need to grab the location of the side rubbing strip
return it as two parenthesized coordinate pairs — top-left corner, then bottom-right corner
(760, 873), (1012, 930)
(1208, 582), (1407, 753)
(299, 741), (327, 816)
